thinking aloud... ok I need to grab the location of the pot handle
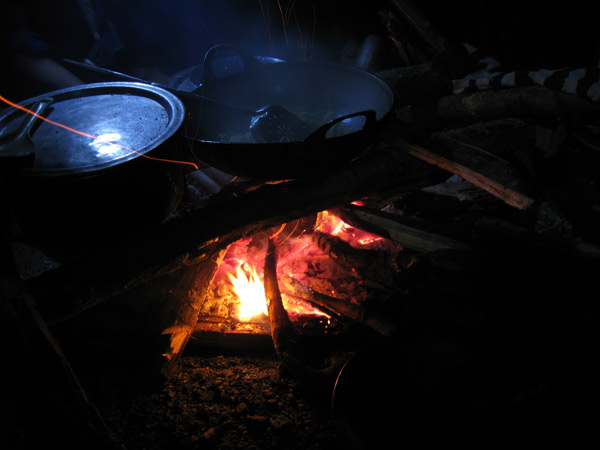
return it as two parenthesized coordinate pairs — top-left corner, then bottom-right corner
(196, 44), (254, 86)
(0, 98), (53, 167)
(303, 110), (378, 143)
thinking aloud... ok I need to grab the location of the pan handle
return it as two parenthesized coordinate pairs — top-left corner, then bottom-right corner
(0, 98), (53, 167)
(303, 110), (378, 143)
(197, 44), (255, 86)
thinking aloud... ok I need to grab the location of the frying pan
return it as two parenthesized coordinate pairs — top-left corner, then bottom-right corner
(181, 45), (395, 179)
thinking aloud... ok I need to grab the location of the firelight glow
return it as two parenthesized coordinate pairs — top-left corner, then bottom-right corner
(228, 261), (269, 321)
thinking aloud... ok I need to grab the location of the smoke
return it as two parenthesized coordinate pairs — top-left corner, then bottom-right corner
(103, 0), (322, 75)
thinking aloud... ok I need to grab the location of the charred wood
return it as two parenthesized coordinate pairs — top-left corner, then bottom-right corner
(158, 247), (226, 378)
(264, 237), (343, 385)
(335, 205), (474, 253)
(189, 319), (275, 353)
(283, 276), (363, 322)
(283, 277), (399, 337)
(309, 230), (403, 289)
(264, 237), (300, 361)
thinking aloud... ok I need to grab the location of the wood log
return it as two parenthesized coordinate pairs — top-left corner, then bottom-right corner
(397, 86), (600, 132)
(264, 236), (300, 361)
(383, 129), (536, 210)
(282, 277), (399, 337)
(263, 236), (344, 384)
(432, 118), (535, 160)
(310, 230), (403, 289)
(25, 143), (441, 326)
(436, 86), (600, 125)
(158, 246), (226, 378)
(335, 205), (474, 253)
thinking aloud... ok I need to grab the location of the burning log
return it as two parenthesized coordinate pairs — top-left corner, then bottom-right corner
(283, 277), (362, 322)
(264, 236), (300, 361)
(310, 230), (404, 289)
(263, 236), (343, 384)
(334, 205), (474, 253)
(283, 277), (398, 337)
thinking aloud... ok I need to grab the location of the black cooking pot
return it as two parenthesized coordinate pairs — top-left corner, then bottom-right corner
(181, 46), (394, 179)
(0, 82), (188, 248)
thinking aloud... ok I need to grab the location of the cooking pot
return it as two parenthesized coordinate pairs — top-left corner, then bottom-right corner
(0, 82), (189, 248)
(181, 45), (394, 179)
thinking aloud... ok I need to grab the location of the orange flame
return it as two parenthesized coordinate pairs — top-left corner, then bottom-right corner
(0, 94), (199, 170)
(227, 261), (269, 321)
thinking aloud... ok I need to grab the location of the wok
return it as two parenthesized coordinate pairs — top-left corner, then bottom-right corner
(0, 82), (188, 248)
(182, 45), (394, 179)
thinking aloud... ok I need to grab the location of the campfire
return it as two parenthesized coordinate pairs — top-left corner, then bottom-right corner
(193, 210), (402, 353)
(2, 1), (599, 450)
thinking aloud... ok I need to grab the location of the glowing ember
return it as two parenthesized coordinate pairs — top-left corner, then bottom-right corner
(204, 210), (395, 327)
(228, 261), (268, 321)
(314, 210), (386, 248)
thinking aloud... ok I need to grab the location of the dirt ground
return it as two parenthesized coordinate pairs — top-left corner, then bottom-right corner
(99, 352), (346, 450)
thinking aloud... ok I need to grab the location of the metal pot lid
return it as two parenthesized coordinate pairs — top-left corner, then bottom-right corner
(0, 82), (185, 176)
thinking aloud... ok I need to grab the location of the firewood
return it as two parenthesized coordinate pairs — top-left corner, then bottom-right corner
(335, 205), (474, 253)
(158, 246), (226, 378)
(264, 236), (300, 360)
(436, 86), (600, 125)
(189, 318), (274, 352)
(383, 130), (536, 210)
(283, 276), (363, 322)
(309, 230), (404, 289)
(432, 118), (535, 160)
(263, 236), (344, 384)
(397, 86), (600, 132)
(282, 277), (399, 337)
